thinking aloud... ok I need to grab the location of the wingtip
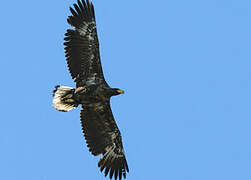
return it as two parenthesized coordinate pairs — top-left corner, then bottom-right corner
(98, 154), (129, 180)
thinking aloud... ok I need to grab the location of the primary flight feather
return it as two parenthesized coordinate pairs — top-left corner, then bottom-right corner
(52, 1), (129, 179)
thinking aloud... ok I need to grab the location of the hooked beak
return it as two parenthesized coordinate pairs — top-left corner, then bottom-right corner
(117, 89), (124, 94)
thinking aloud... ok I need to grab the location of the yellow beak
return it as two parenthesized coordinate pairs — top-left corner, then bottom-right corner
(117, 89), (124, 94)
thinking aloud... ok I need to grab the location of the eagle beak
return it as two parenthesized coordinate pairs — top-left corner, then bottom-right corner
(117, 89), (124, 94)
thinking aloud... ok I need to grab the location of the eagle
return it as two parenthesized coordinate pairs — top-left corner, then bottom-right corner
(52, 0), (129, 179)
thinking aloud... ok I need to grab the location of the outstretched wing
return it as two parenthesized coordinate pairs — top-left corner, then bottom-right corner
(64, 0), (105, 86)
(80, 102), (129, 180)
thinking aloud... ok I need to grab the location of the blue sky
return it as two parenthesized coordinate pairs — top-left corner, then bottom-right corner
(0, 0), (251, 179)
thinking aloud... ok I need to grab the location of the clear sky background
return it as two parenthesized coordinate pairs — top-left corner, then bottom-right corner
(0, 0), (251, 179)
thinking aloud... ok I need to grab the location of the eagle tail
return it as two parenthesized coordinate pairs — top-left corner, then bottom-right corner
(52, 85), (78, 112)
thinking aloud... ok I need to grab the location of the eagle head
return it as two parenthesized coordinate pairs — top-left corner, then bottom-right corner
(110, 88), (124, 96)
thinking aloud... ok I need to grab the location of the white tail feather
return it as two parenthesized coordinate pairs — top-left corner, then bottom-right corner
(53, 85), (77, 112)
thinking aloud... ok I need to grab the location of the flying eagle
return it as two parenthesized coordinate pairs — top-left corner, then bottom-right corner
(52, 0), (129, 179)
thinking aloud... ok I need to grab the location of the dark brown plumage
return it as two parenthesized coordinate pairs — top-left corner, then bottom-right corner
(64, 0), (105, 87)
(52, 1), (129, 180)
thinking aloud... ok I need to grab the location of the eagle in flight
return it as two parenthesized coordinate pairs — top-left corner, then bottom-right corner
(52, 0), (129, 179)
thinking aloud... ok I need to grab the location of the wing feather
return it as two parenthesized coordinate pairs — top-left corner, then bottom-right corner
(80, 102), (129, 180)
(64, 0), (105, 87)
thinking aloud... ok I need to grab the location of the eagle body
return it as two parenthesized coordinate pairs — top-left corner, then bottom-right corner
(52, 1), (129, 180)
(73, 83), (122, 104)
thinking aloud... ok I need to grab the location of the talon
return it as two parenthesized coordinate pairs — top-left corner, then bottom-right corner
(75, 87), (85, 93)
